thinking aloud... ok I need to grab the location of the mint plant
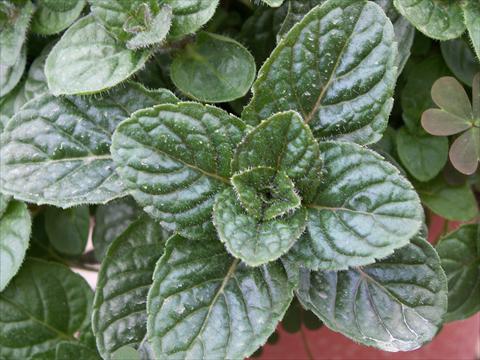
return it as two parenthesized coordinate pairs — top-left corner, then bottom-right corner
(0, 0), (479, 359)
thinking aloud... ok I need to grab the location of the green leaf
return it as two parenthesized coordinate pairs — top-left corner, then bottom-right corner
(55, 341), (100, 360)
(297, 235), (448, 351)
(242, 0), (397, 145)
(0, 79), (28, 129)
(440, 38), (480, 86)
(31, 0), (85, 35)
(393, 0), (465, 40)
(232, 111), (322, 202)
(93, 217), (167, 359)
(436, 223), (480, 322)
(171, 32), (256, 103)
(0, 83), (178, 208)
(0, 259), (94, 359)
(261, 0), (285, 7)
(23, 43), (51, 102)
(112, 346), (140, 360)
(0, 0), (34, 66)
(111, 102), (246, 239)
(45, 15), (151, 96)
(147, 235), (294, 359)
(162, 0), (220, 37)
(463, 0), (480, 62)
(0, 197), (31, 291)
(396, 127), (449, 182)
(449, 127), (480, 175)
(44, 206), (89, 256)
(231, 167), (301, 220)
(126, 6), (172, 50)
(88, 0), (160, 41)
(416, 175), (478, 221)
(401, 55), (450, 134)
(93, 197), (140, 261)
(213, 188), (306, 266)
(288, 141), (423, 271)
(0, 43), (26, 97)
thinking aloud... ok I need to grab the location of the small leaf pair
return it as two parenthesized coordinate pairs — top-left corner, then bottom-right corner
(422, 74), (480, 175)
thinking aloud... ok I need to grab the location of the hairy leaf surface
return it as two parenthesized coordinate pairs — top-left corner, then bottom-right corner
(463, 0), (480, 62)
(32, 0), (85, 35)
(111, 102), (246, 239)
(0, 196), (31, 291)
(93, 218), (167, 359)
(288, 141), (423, 270)
(297, 235), (448, 351)
(171, 32), (256, 103)
(147, 235), (294, 359)
(0, 259), (93, 359)
(436, 224), (480, 322)
(393, 0), (465, 40)
(243, 0), (397, 145)
(213, 188), (306, 266)
(45, 15), (151, 95)
(0, 43), (26, 97)
(0, 83), (178, 207)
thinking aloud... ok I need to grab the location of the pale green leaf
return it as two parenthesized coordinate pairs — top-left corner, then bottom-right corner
(213, 188), (306, 266)
(111, 102), (246, 239)
(0, 83), (178, 208)
(45, 15), (151, 96)
(0, 197), (31, 291)
(31, 0), (85, 35)
(393, 0), (465, 40)
(112, 346), (140, 360)
(297, 235), (448, 351)
(0, 0), (34, 66)
(171, 32), (256, 103)
(162, 0), (220, 37)
(23, 43), (52, 102)
(463, 0), (480, 62)
(231, 167), (301, 220)
(126, 6), (172, 50)
(440, 38), (480, 86)
(93, 217), (167, 359)
(44, 206), (89, 256)
(288, 141), (423, 270)
(396, 127), (448, 182)
(0, 43), (26, 97)
(147, 235), (294, 359)
(232, 111), (322, 202)
(416, 176), (479, 221)
(0, 259), (93, 359)
(93, 197), (140, 261)
(436, 223), (480, 322)
(242, 0), (397, 145)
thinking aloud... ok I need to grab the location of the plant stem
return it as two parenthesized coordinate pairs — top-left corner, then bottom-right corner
(299, 326), (314, 360)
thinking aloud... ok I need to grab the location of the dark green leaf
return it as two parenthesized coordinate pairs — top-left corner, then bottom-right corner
(416, 175), (478, 221)
(232, 111), (322, 202)
(147, 235), (294, 359)
(55, 341), (100, 360)
(93, 197), (140, 261)
(393, 0), (465, 40)
(0, 259), (93, 359)
(31, 0), (85, 35)
(111, 102), (246, 239)
(171, 32), (256, 103)
(297, 235), (448, 351)
(242, 0), (397, 145)
(45, 15), (151, 95)
(396, 127), (448, 182)
(44, 206), (89, 256)
(231, 167), (301, 220)
(0, 197), (31, 291)
(463, 0), (480, 62)
(92, 217), (167, 359)
(440, 38), (480, 86)
(436, 223), (480, 322)
(213, 188), (306, 266)
(288, 141), (423, 270)
(0, 83), (178, 208)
